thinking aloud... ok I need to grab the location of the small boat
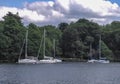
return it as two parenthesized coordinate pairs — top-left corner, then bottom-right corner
(87, 59), (98, 63)
(88, 59), (110, 63)
(52, 39), (62, 63)
(54, 58), (62, 62)
(38, 57), (62, 63)
(18, 58), (37, 64)
(18, 29), (37, 64)
(87, 35), (110, 63)
(97, 57), (110, 63)
(37, 29), (62, 63)
(38, 56), (56, 63)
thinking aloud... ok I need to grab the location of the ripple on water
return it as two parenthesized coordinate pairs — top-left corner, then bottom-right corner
(0, 63), (120, 84)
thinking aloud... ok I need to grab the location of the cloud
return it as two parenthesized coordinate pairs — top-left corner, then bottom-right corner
(0, 7), (18, 20)
(0, 0), (120, 26)
(53, 0), (120, 24)
(0, 6), (45, 25)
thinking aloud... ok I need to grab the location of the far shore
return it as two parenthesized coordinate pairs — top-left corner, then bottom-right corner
(0, 58), (120, 63)
(61, 58), (87, 62)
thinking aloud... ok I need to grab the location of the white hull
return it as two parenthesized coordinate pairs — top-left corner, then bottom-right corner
(37, 58), (62, 64)
(18, 59), (37, 64)
(37, 59), (56, 63)
(87, 59), (110, 63)
(87, 59), (98, 63)
(54, 59), (62, 62)
(18, 58), (62, 64)
(97, 60), (110, 63)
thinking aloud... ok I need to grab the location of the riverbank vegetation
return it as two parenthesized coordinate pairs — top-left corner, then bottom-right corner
(0, 12), (120, 62)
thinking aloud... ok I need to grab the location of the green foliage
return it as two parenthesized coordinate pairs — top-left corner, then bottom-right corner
(101, 41), (113, 60)
(27, 23), (41, 57)
(58, 22), (68, 32)
(0, 12), (119, 62)
(60, 19), (101, 59)
(85, 36), (94, 44)
(0, 12), (25, 62)
(40, 25), (62, 58)
(102, 21), (120, 61)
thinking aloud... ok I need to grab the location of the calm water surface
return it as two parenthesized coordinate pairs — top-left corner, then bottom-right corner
(0, 62), (120, 84)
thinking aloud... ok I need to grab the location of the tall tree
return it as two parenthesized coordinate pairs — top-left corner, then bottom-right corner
(60, 19), (100, 59)
(27, 23), (41, 57)
(58, 22), (68, 32)
(102, 21), (120, 61)
(2, 12), (25, 62)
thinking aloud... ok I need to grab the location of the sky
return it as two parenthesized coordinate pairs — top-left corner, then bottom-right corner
(0, 0), (120, 26)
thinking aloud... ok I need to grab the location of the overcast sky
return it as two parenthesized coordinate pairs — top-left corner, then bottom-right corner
(0, 0), (120, 26)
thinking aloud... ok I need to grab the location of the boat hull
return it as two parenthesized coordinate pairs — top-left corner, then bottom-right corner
(54, 59), (62, 62)
(37, 59), (62, 63)
(37, 59), (56, 63)
(87, 59), (110, 63)
(18, 59), (37, 64)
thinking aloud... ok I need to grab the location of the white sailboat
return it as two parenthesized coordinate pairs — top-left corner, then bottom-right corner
(87, 40), (97, 63)
(37, 29), (58, 63)
(52, 39), (62, 63)
(18, 29), (37, 64)
(97, 35), (110, 63)
(87, 35), (110, 63)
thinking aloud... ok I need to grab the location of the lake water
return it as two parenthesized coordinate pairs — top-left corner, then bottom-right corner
(0, 62), (120, 84)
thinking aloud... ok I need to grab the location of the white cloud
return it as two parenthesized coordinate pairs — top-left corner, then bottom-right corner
(19, 8), (45, 22)
(0, 6), (45, 24)
(0, 7), (18, 20)
(55, 0), (70, 11)
(72, 0), (119, 16)
(0, 0), (120, 26)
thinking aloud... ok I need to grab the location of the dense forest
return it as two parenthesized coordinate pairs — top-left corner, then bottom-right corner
(0, 12), (120, 62)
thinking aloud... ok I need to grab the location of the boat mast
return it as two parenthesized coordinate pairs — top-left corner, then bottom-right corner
(53, 39), (56, 58)
(99, 34), (101, 59)
(89, 42), (92, 59)
(37, 34), (44, 59)
(25, 29), (28, 58)
(19, 39), (25, 59)
(43, 28), (46, 58)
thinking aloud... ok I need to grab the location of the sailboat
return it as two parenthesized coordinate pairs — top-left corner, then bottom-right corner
(87, 35), (110, 63)
(18, 29), (37, 64)
(52, 39), (62, 62)
(87, 42), (97, 63)
(97, 35), (110, 63)
(37, 29), (58, 63)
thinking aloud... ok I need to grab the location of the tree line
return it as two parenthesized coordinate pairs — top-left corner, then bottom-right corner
(0, 12), (120, 62)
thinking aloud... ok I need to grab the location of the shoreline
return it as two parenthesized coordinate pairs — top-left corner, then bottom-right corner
(61, 58), (87, 62)
(0, 58), (119, 63)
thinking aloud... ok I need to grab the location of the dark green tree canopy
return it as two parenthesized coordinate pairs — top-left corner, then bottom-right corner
(58, 22), (68, 32)
(102, 21), (120, 61)
(60, 19), (101, 58)
(0, 12), (25, 62)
